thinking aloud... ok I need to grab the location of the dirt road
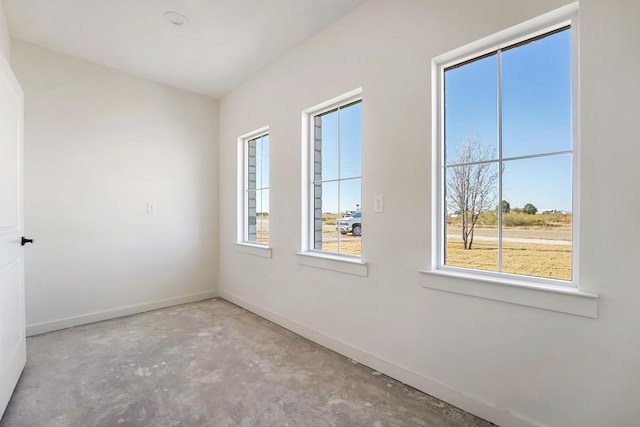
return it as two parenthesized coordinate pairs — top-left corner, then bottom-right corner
(446, 227), (571, 245)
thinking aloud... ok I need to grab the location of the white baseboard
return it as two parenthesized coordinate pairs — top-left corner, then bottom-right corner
(26, 290), (218, 336)
(219, 290), (541, 427)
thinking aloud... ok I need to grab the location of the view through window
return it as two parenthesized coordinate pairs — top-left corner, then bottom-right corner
(442, 27), (574, 281)
(246, 133), (269, 244)
(312, 100), (362, 255)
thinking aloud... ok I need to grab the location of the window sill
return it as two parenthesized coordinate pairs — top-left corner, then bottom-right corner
(296, 252), (368, 277)
(234, 242), (272, 258)
(419, 269), (598, 318)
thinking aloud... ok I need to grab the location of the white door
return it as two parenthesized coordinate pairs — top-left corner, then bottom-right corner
(0, 52), (25, 418)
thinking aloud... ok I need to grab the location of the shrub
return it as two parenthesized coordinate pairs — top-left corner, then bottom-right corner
(523, 203), (538, 215)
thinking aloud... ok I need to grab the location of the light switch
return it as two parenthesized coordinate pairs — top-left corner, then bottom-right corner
(374, 195), (384, 213)
(146, 203), (156, 215)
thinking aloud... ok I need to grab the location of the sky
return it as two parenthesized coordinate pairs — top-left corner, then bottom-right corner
(317, 101), (362, 214)
(444, 28), (573, 212)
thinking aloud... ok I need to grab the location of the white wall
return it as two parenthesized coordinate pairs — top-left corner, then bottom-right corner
(218, 0), (640, 426)
(0, 1), (10, 59)
(11, 41), (219, 334)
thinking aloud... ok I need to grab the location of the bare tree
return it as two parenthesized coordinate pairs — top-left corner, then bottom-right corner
(446, 138), (498, 249)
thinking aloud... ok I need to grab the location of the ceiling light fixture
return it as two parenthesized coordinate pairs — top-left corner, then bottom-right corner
(163, 11), (189, 26)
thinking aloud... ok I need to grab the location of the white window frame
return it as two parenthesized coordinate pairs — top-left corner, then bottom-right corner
(423, 2), (598, 317)
(235, 126), (272, 258)
(298, 88), (368, 276)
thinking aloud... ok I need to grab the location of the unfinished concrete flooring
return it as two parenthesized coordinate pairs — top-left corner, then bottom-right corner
(1, 299), (493, 427)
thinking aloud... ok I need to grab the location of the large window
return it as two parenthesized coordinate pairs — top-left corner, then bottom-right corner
(434, 14), (577, 285)
(238, 128), (269, 245)
(307, 93), (362, 257)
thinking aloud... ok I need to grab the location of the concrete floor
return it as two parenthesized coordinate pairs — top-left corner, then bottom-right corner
(1, 299), (493, 427)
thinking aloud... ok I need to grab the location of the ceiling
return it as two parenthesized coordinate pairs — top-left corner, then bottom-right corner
(2, 0), (365, 98)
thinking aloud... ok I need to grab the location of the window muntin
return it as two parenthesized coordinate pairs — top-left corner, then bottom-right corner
(311, 99), (362, 256)
(244, 132), (269, 245)
(439, 26), (574, 283)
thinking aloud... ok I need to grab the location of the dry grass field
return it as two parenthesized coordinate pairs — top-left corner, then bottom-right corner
(251, 214), (362, 254)
(320, 213), (361, 254)
(445, 212), (573, 280)
(445, 239), (572, 280)
(320, 237), (361, 254)
(254, 215), (269, 244)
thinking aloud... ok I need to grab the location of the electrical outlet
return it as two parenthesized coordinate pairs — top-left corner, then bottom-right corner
(374, 195), (384, 213)
(146, 203), (156, 215)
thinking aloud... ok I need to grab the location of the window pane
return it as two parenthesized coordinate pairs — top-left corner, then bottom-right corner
(318, 110), (338, 181)
(501, 155), (572, 279)
(339, 178), (361, 255)
(339, 102), (362, 179)
(247, 190), (257, 242)
(247, 139), (257, 191)
(314, 181), (338, 251)
(444, 163), (499, 271)
(255, 189), (269, 244)
(502, 29), (572, 158)
(339, 178), (361, 218)
(260, 135), (269, 189)
(444, 54), (498, 165)
(255, 137), (263, 190)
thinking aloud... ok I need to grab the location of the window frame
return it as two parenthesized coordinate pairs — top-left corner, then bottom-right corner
(425, 2), (597, 317)
(236, 126), (272, 256)
(298, 88), (368, 276)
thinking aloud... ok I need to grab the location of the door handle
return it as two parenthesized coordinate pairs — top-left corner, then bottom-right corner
(21, 237), (33, 246)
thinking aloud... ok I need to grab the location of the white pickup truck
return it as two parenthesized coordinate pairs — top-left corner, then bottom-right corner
(335, 212), (361, 236)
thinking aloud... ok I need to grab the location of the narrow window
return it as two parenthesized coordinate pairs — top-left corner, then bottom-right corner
(238, 129), (269, 245)
(308, 94), (362, 256)
(437, 23), (576, 283)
